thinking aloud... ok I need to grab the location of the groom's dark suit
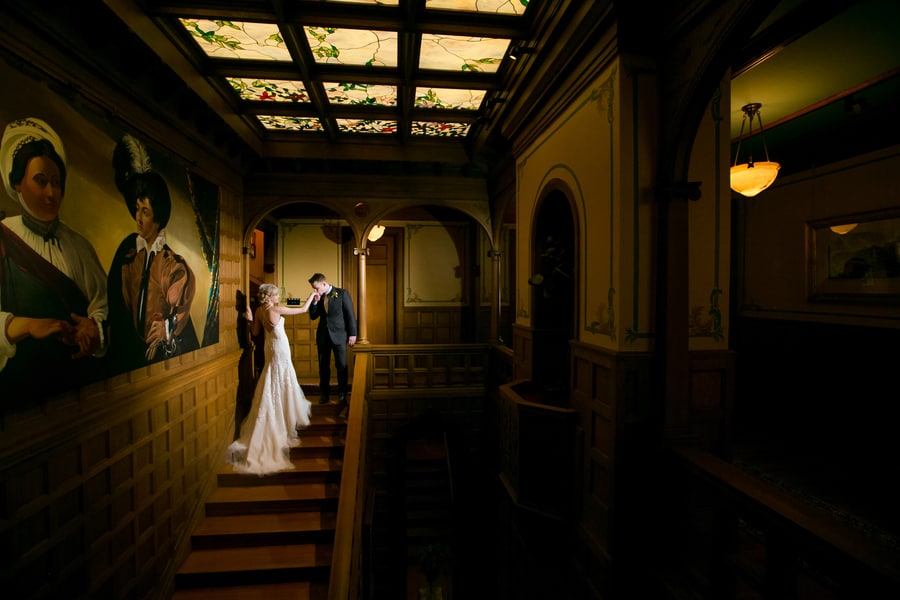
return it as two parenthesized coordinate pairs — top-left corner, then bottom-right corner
(308, 285), (357, 403)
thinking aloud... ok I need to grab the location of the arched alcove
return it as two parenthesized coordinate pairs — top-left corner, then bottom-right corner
(364, 204), (491, 344)
(529, 189), (576, 400)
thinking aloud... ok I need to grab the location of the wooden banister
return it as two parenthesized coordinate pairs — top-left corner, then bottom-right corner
(328, 352), (370, 600)
(671, 445), (900, 595)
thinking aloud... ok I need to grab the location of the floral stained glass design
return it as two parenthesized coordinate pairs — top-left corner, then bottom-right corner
(336, 119), (398, 134)
(306, 28), (398, 67)
(415, 87), (486, 110)
(229, 78), (310, 103)
(425, 0), (529, 15)
(175, 2), (530, 138)
(419, 34), (509, 73)
(180, 19), (290, 61)
(257, 116), (324, 132)
(412, 122), (472, 136)
(324, 83), (398, 106)
(324, 0), (400, 5)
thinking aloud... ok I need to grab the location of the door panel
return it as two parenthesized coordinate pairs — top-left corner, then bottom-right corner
(366, 234), (395, 343)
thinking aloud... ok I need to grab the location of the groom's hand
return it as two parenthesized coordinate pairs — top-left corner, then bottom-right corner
(348, 335), (357, 347)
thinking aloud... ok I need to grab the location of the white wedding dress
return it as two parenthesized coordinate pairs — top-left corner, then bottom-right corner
(227, 314), (311, 475)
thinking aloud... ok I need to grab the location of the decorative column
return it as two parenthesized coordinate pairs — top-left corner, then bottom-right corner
(658, 181), (701, 439)
(354, 246), (370, 345)
(489, 248), (503, 343)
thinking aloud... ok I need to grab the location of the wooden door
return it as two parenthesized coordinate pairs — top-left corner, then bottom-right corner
(365, 233), (395, 343)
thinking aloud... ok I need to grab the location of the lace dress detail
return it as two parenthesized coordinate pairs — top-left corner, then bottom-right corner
(227, 314), (311, 475)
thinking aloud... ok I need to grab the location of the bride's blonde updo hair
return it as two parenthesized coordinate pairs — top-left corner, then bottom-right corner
(258, 284), (279, 306)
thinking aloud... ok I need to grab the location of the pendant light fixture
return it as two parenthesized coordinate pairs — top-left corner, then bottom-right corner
(730, 102), (780, 197)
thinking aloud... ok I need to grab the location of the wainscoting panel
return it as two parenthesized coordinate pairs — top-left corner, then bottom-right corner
(401, 308), (464, 343)
(688, 350), (736, 454)
(0, 352), (239, 600)
(570, 342), (652, 561)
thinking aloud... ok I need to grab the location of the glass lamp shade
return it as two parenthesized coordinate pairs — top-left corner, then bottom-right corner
(730, 161), (780, 197)
(829, 223), (858, 235)
(367, 224), (386, 242)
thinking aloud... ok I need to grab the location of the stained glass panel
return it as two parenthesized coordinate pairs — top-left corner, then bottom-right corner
(336, 119), (398, 133)
(257, 115), (324, 131)
(412, 121), (472, 136)
(305, 28), (398, 67)
(425, 0), (529, 15)
(414, 87), (486, 110)
(229, 78), (310, 102)
(323, 82), (398, 106)
(419, 34), (509, 72)
(179, 19), (290, 61)
(323, 0), (399, 5)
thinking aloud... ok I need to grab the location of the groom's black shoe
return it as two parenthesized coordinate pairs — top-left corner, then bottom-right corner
(336, 396), (349, 417)
(318, 396), (329, 404)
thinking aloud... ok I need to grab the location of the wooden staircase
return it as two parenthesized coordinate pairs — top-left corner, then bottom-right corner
(171, 401), (347, 600)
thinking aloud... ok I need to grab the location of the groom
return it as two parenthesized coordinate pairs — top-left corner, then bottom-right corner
(308, 273), (357, 410)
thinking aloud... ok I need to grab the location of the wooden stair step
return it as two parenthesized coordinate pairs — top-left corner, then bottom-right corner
(175, 543), (332, 587)
(406, 525), (454, 539)
(206, 482), (340, 515)
(291, 431), (344, 456)
(405, 477), (452, 491)
(406, 492), (451, 510)
(405, 507), (453, 524)
(218, 457), (343, 486)
(171, 580), (327, 600)
(172, 387), (347, 599)
(178, 542), (332, 573)
(191, 511), (337, 549)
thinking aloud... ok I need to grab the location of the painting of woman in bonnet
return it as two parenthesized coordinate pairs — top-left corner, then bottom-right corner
(106, 134), (199, 372)
(0, 117), (109, 398)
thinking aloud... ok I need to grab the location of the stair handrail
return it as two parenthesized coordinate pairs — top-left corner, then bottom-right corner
(328, 351), (370, 600)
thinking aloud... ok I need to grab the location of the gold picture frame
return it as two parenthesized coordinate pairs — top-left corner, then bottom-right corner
(807, 208), (900, 303)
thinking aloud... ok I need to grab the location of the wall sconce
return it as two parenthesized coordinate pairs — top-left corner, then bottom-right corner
(730, 102), (780, 197)
(509, 44), (534, 61)
(367, 224), (385, 242)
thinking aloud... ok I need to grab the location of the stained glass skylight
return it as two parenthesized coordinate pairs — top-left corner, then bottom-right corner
(415, 87), (486, 110)
(336, 119), (398, 134)
(425, 0), (529, 16)
(412, 121), (472, 136)
(257, 115), (324, 131)
(324, 82), (398, 106)
(229, 78), (310, 103)
(181, 19), (290, 61)
(173, 1), (530, 139)
(305, 28), (398, 67)
(325, 0), (400, 5)
(419, 34), (509, 73)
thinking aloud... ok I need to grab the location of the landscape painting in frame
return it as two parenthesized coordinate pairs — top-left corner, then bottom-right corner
(807, 208), (900, 303)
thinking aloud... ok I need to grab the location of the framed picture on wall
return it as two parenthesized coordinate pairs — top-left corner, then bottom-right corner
(807, 208), (900, 303)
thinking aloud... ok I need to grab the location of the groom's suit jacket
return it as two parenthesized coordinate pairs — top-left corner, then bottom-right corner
(309, 286), (358, 345)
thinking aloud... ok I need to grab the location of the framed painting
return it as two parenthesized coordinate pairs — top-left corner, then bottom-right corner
(807, 208), (900, 303)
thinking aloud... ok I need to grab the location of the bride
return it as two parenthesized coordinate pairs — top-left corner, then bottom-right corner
(227, 284), (318, 475)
